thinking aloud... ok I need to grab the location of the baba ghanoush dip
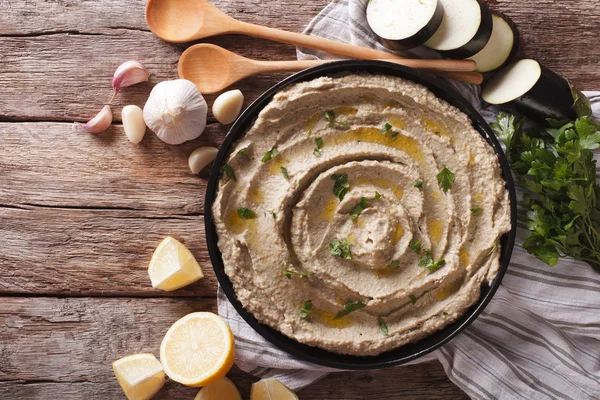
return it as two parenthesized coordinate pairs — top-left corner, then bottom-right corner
(213, 74), (511, 356)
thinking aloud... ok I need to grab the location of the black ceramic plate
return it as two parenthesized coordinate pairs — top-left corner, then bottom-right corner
(205, 60), (517, 370)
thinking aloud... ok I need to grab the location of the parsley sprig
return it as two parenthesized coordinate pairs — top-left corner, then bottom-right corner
(492, 113), (600, 271)
(436, 166), (455, 193)
(299, 300), (312, 319)
(261, 146), (279, 163)
(313, 136), (324, 157)
(237, 207), (256, 219)
(323, 110), (349, 130)
(334, 300), (366, 319)
(329, 239), (352, 259)
(331, 173), (350, 201)
(349, 197), (368, 220)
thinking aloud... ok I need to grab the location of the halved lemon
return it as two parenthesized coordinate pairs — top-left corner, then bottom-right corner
(194, 377), (242, 400)
(112, 353), (165, 400)
(250, 378), (299, 400)
(160, 312), (235, 387)
(148, 236), (203, 291)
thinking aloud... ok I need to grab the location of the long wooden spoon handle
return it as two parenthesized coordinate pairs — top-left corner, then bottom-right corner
(256, 59), (482, 85)
(239, 21), (402, 60)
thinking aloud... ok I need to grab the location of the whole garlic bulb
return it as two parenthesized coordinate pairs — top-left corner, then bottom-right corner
(143, 79), (207, 145)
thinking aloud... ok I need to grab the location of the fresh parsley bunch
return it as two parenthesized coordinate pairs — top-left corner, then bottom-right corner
(492, 113), (600, 272)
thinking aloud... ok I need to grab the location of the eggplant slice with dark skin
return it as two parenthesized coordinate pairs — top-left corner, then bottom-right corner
(468, 11), (519, 73)
(424, 0), (493, 59)
(367, 0), (444, 51)
(482, 59), (592, 123)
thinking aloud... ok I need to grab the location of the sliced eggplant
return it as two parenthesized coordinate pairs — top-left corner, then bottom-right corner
(482, 59), (589, 122)
(468, 12), (519, 73)
(367, 0), (443, 51)
(424, 0), (493, 59)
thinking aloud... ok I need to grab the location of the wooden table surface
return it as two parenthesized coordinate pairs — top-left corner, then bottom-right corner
(1, 0), (598, 398)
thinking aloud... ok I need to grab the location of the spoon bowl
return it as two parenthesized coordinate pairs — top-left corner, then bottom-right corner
(146, 0), (239, 43)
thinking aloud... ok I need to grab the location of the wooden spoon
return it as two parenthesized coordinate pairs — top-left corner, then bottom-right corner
(178, 44), (483, 94)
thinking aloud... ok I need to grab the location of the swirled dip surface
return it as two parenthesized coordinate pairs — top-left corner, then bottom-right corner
(213, 74), (511, 356)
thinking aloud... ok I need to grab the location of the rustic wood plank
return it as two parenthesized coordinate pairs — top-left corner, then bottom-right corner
(0, 0), (598, 123)
(0, 296), (466, 399)
(0, 206), (216, 296)
(0, 122), (225, 214)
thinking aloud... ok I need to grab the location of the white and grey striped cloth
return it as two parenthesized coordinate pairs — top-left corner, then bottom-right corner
(218, 1), (600, 398)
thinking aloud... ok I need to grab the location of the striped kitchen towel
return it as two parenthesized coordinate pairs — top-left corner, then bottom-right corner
(218, 1), (600, 398)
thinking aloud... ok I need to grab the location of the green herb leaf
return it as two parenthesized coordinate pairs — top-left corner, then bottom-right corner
(329, 239), (352, 259)
(237, 207), (256, 219)
(313, 148), (322, 157)
(334, 300), (366, 319)
(409, 295), (417, 305)
(324, 110), (336, 128)
(267, 210), (277, 218)
(299, 300), (312, 319)
(261, 146), (279, 163)
(374, 191), (382, 200)
(443, 311), (448, 317)
(349, 197), (368, 220)
(427, 258), (446, 271)
(418, 250), (433, 267)
(381, 123), (392, 135)
(284, 269), (308, 279)
(436, 166), (455, 193)
(470, 207), (482, 216)
(280, 166), (290, 181)
(331, 173), (350, 201)
(315, 136), (323, 149)
(223, 164), (236, 181)
(237, 149), (250, 160)
(414, 180), (423, 189)
(387, 260), (401, 270)
(408, 240), (422, 255)
(377, 317), (389, 336)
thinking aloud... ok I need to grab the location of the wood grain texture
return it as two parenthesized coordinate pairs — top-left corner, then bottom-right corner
(0, 297), (467, 399)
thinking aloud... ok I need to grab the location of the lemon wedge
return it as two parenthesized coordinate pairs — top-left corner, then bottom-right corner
(160, 312), (235, 387)
(194, 377), (242, 400)
(148, 236), (203, 291)
(250, 378), (299, 400)
(112, 353), (165, 400)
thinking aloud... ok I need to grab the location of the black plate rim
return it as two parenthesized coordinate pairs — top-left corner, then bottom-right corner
(204, 60), (517, 370)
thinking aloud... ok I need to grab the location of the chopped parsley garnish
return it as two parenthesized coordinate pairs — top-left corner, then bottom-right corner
(387, 260), (401, 270)
(334, 300), (366, 319)
(237, 148), (250, 160)
(237, 207), (256, 219)
(261, 146), (279, 162)
(409, 295), (417, 305)
(349, 197), (368, 220)
(391, 130), (400, 140)
(313, 137), (323, 157)
(323, 110), (349, 130)
(442, 311), (449, 317)
(331, 173), (350, 201)
(299, 300), (312, 319)
(417, 249), (445, 271)
(427, 258), (446, 271)
(280, 166), (290, 181)
(223, 164), (236, 181)
(381, 123), (392, 135)
(267, 210), (277, 218)
(324, 110), (336, 128)
(284, 269), (308, 279)
(436, 166), (455, 193)
(374, 191), (382, 200)
(470, 207), (482, 216)
(377, 317), (389, 337)
(329, 239), (352, 259)
(409, 240), (422, 255)
(414, 180), (423, 189)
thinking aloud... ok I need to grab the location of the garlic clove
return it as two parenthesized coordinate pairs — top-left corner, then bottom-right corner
(188, 146), (219, 174)
(212, 89), (244, 125)
(143, 79), (208, 145)
(80, 105), (112, 133)
(122, 105), (146, 144)
(112, 60), (150, 96)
